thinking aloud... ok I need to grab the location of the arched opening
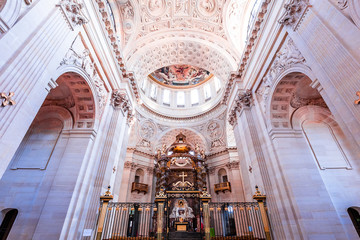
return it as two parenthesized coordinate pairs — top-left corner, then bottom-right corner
(218, 168), (228, 183)
(348, 207), (360, 237)
(0, 71), (97, 239)
(269, 71), (360, 237)
(134, 168), (144, 183)
(0, 209), (18, 240)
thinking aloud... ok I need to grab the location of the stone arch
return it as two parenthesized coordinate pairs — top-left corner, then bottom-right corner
(291, 105), (352, 170)
(0, 208), (18, 239)
(267, 69), (324, 130)
(0, 0), (21, 32)
(155, 128), (208, 153)
(134, 168), (145, 183)
(35, 106), (73, 131)
(217, 168), (228, 183)
(50, 69), (99, 130)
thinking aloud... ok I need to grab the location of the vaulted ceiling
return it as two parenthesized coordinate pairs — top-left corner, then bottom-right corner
(108, 0), (255, 83)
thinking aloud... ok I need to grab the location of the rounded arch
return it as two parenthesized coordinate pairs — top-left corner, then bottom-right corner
(134, 168), (145, 182)
(217, 168), (228, 183)
(51, 67), (100, 129)
(0, 0), (21, 31)
(53, 65), (104, 121)
(35, 106), (74, 131)
(291, 105), (335, 131)
(0, 208), (18, 239)
(266, 68), (324, 130)
(155, 127), (208, 153)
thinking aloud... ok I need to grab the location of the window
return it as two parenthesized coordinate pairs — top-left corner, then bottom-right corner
(191, 89), (199, 106)
(150, 84), (157, 100)
(204, 84), (211, 100)
(214, 77), (221, 92)
(141, 79), (147, 91)
(163, 89), (170, 105)
(222, 175), (228, 183)
(177, 91), (185, 107)
(134, 175), (140, 183)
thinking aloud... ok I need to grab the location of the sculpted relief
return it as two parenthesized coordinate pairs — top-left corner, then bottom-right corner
(256, 38), (307, 112)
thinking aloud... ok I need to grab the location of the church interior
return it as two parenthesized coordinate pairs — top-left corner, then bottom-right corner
(1, 0), (360, 239)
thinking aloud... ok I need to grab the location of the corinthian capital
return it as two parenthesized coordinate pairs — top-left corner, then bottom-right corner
(278, 0), (310, 30)
(58, 0), (87, 30)
(112, 90), (131, 111)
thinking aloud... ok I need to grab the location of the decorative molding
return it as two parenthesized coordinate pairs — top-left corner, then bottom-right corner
(256, 38), (307, 112)
(222, 0), (272, 105)
(290, 94), (327, 109)
(1, 92), (16, 107)
(58, 0), (87, 30)
(60, 47), (108, 110)
(94, 0), (140, 101)
(111, 89), (134, 125)
(226, 161), (240, 170)
(278, 0), (311, 31)
(111, 90), (131, 111)
(124, 161), (138, 170)
(228, 90), (253, 126)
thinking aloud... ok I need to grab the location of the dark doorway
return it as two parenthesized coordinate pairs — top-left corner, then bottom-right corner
(0, 209), (18, 240)
(348, 207), (360, 237)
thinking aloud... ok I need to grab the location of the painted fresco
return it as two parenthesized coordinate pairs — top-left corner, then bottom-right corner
(150, 65), (211, 86)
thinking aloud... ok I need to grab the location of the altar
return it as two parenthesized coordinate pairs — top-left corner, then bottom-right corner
(154, 133), (208, 237)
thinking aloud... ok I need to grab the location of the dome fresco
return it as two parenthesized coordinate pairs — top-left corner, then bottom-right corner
(149, 64), (212, 87)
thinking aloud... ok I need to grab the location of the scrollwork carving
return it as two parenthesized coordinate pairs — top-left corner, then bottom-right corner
(278, 0), (310, 30)
(59, 0), (87, 28)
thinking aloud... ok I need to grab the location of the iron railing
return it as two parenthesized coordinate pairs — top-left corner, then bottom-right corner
(100, 202), (156, 240)
(208, 202), (266, 240)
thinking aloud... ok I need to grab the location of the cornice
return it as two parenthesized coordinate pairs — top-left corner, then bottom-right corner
(94, 0), (140, 101)
(222, 0), (272, 105)
(138, 101), (227, 124)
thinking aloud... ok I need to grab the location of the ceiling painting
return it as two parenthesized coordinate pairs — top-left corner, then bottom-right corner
(149, 65), (212, 87)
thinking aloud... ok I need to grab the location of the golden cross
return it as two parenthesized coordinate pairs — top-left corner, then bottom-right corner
(179, 171), (187, 183)
(1, 92), (16, 107)
(355, 91), (360, 105)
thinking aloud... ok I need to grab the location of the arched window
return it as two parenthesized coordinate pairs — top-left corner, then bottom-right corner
(0, 209), (18, 240)
(191, 89), (199, 106)
(163, 89), (170, 106)
(177, 91), (185, 107)
(348, 207), (360, 237)
(134, 169), (144, 183)
(218, 168), (228, 183)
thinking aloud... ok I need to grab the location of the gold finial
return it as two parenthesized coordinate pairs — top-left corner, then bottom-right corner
(105, 185), (111, 196)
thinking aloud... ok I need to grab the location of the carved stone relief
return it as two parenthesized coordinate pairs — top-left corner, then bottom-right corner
(256, 38), (306, 113)
(206, 120), (225, 149)
(60, 45), (108, 110)
(58, 0), (87, 29)
(278, 0), (310, 31)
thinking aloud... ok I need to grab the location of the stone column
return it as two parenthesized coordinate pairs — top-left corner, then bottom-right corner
(200, 187), (212, 240)
(81, 89), (134, 237)
(0, 0), (85, 178)
(229, 90), (285, 239)
(253, 186), (271, 240)
(279, 0), (360, 147)
(155, 187), (167, 240)
(96, 186), (113, 240)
